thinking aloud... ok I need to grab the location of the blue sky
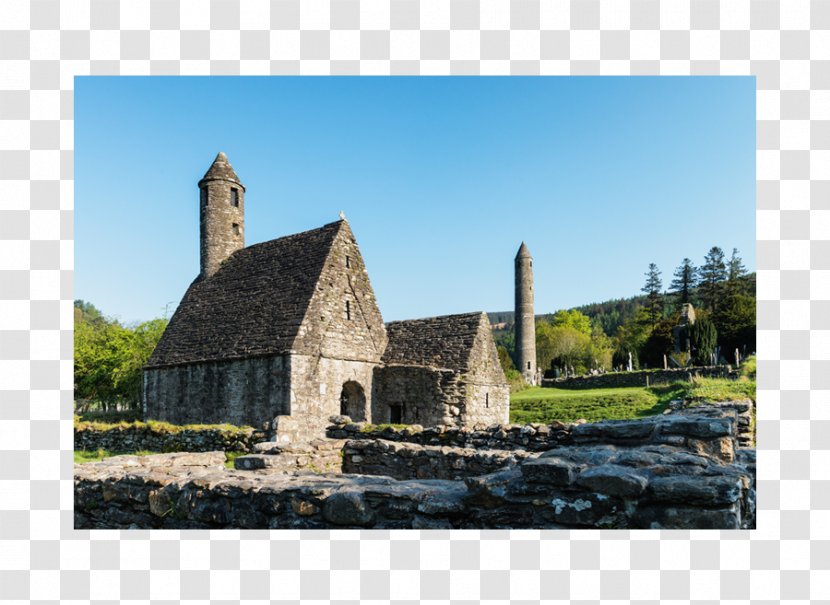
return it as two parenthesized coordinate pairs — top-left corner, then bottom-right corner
(75, 76), (755, 325)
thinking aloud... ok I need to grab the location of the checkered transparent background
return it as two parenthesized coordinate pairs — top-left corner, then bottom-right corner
(1, 0), (827, 601)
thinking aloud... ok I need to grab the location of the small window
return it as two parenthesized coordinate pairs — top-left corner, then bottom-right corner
(530, 260), (532, 268)
(231, 188), (239, 207)
(345, 300), (351, 320)
(232, 223), (240, 236)
(390, 404), (403, 424)
(527, 361), (531, 370)
(485, 393), (489, 409)
(346, 256), (351, 268)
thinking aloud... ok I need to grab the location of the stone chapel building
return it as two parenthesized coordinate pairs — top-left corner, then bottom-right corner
(143, 153), (509, 438)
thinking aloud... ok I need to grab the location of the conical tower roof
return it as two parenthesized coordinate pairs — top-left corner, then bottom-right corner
(515, 242), (532, 259)
(199, 152), (243, 187)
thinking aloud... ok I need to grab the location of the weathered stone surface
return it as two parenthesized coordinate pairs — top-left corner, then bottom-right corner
(75, 425), (269, 456)
(648, 475), (744, 506)
(575, 464), (648, 498)
(75, 407), (755, 530)
(342, 439), (532, 480)
(572, 420), (655, 442)
(520, 457), (579, 486)
(542, 366), (736, 389)
(323, 490), (374, 526)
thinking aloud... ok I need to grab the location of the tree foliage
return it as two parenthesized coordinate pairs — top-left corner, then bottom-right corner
(670, 258), (697, 305)
(74, 300), (168, 412)
(699, 246), (727, 313)
(641, 263), (663, 328)
(688, 317), (718, 365)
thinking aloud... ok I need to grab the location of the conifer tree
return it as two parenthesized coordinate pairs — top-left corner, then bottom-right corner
(670, 258), (697, 305)
(698, 246), (727, 313)
(641, 263), (663, 328)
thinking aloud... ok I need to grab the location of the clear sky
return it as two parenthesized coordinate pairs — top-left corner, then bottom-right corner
(75, 76), (755, 325)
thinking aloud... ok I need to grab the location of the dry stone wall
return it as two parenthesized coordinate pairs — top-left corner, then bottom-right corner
(75, 408), (755, 530)
(341, 439), (535, 480)
(327, 416), (576, 452)
(542, 366), (736, 389)
(74, 423), (269, 454)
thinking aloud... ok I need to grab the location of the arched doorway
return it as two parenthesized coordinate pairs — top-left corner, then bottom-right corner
(339, 381), (366, 422)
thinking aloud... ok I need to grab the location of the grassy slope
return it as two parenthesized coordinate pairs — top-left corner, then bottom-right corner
(510, 378), (755, 424)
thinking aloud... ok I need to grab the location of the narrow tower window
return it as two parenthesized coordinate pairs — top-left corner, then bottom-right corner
(230, 188), (239, 207)
(346, 256), (351, 268)
(232, 223), (240, 236)
(345, 300), (351, 320)
(485, 393), (489, 408)
(527, 361), (531, 370)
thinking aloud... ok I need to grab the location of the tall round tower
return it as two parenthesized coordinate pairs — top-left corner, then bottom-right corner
(198, 152), (245, 279)
(515, 242), (537, 385)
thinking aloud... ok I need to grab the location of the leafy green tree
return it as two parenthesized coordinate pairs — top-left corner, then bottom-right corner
(641, 263), (663, 328)
(612, 307), (653, 370)
(549, 309), (592, 336)
(670, 258), (697, 305)
(497, 345), (516, 374)
(688, 318), (718, 365)
(699, 246), (727, 313)
(74, 301), (168, 413)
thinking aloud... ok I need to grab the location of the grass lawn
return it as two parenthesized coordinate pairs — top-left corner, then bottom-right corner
(510, 377), (755, 425)
(74, 449), (245, 469)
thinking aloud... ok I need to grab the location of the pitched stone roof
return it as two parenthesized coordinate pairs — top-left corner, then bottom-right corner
(516, 242), (531, 259)
(146, 221), (344, 368)
(198, 152), (243, 187)
(382, 312), (489, 372)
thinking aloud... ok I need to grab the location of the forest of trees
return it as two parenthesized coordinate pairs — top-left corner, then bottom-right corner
(74, 300), (168, 412)
(495, 246), (756, 377)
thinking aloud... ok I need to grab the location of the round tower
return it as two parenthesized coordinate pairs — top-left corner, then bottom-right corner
(198, 152), (245, 279)
(515, 242), (537, 385)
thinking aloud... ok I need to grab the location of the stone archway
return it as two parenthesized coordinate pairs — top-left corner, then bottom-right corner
(340, 381), (366, 422)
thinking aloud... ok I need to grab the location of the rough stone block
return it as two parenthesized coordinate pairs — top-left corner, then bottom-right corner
(575, 464), (649, 497)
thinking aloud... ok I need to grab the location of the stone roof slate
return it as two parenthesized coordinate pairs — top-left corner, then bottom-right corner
(199, 152), (242, 187)
(146, 221), (344, 368)
(382, 312), (488, 372)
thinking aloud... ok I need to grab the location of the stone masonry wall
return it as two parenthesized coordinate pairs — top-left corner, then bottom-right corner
(74, 423), (270, 454)
(75, 426), (755, 530)
(541, 366), (737, 389)
(287, 354), (381, 440)
(341, 439), (535, 480)
(143, 355), (291, 429)
(327, 416), (576, 452)
(371, 365), (461, 427)
(462, 319), (511, 426)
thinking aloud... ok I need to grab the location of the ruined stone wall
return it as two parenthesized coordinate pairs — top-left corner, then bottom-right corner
(542, 366), (736, 389)
(341, 439), (534, 480)
(143, 356), (291, 428)
(328, 417), (575, 451)
(74, 423), (268, 454)
(287, 354), (381, 439)
(371, 365), (463, 426)
(235, 439), (345, 474)
(74, 438), (755, 529)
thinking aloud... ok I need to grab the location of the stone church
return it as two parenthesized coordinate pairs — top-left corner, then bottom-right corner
(144, 153), (509, 438)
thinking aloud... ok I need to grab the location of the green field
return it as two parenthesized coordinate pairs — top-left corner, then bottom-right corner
(509, 378), (756, 424)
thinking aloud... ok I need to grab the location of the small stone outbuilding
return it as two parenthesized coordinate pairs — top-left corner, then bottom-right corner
(143, 153), (509, 439)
